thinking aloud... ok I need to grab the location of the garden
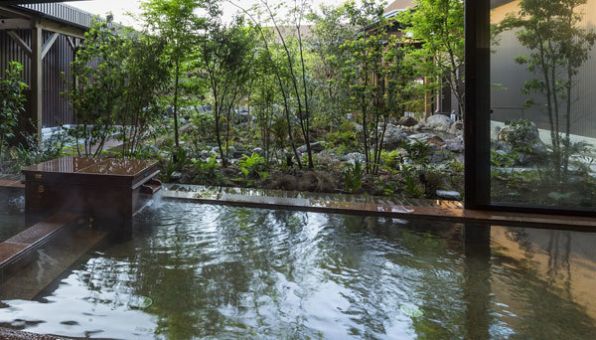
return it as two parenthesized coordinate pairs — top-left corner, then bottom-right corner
(0, 0), (594, 207)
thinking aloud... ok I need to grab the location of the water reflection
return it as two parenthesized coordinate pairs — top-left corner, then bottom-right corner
(0, 203), (594, 339)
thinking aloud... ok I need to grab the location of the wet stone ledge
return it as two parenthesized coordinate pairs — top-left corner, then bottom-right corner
(162, 184), (596, 230)
(0, 327), (62, 339)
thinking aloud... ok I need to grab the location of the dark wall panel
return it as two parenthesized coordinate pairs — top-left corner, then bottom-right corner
(0, 29), (75, 128)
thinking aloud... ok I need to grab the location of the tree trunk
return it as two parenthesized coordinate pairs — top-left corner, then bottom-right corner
(173, 57), (181, 150)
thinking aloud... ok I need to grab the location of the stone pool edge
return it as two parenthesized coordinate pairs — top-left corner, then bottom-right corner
(161, 185), (596, 230)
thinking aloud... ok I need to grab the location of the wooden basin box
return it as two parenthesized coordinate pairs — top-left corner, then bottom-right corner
(22, 157), (160, 239)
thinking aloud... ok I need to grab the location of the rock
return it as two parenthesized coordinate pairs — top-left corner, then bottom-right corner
(341, 152), (366, 164)
(170, 171), (182, 181)
(221, 167), (238, 177)
(427, 135), (445, 147)
(449, 121), (464, 135)
(494, 141), (512, 153)
(317, 150), (342, 167)
(430, 152), (451, 163)
(531, 142), (548, 156)
(382, 124), (408, 149)
(436, 190), (462, 200)
(298, 142), (324, 153)
(252, 147), (264, 155)
(425, 114), (453, 132)
(408, 133), (436, 142)
(199, 150), (211, 159)
(444, 136), (464, 152)
(234, 108), (251, 123)
(353, 122), (363, 132)
(497, 120), (541, 145)
(232, 150), (248, 159)
(397, 116), (419, 127)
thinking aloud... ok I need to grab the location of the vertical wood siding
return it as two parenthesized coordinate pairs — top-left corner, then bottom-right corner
(0, 29), (75, 128)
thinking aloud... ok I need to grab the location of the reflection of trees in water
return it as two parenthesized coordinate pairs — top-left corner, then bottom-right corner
(506, 228), (574, 298)
(492, 228), (596, 338)
(491, 253), (596, 338)
(545, 230), (572, 298)
(72, 204), (596, 339)
(321, 216), (469, 338)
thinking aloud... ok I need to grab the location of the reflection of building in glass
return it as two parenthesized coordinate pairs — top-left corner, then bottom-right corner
(491, 0), (596, 140)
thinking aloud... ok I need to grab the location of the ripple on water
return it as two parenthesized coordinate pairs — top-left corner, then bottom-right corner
(0, 202), (594, 339)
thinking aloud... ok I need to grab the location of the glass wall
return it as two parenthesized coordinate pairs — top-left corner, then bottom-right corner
(488, 0), (596, 211)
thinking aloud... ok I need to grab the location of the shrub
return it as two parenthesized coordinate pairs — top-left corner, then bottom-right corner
(343, 161), (363, 193)
(239, 153), (268, 179)
(0, 61), (27, 162)
(403, 140), (432, 165)
(193, 155), (219, 179)
(380, 150), (400, 169)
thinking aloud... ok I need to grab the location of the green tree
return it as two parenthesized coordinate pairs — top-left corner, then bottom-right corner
(0, 61), (27, 161)
(399, 0), (465, 116)
(229, 1), (306, 169)
(262, 0), (315, 169)
(141, 0), (202, 152)
(498, 0), (596, 180)
(308, 4), (354, 130)
(198, 6), (256, 167)
(69, 16), (125, 157)
(341, 0), (419, 174)
(118, 31), (171, 157)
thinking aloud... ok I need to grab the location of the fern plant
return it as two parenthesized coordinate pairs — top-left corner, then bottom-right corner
(239, 153), (268, 179)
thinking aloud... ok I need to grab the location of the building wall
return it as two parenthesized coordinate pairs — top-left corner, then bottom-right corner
(491, 0), (596, 138)
(0, 28), (75, 128)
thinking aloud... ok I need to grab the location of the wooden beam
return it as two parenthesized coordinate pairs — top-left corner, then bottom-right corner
(38, 18), (85, 39)
(31, 23), (43, 144)
(0, 18), (31, 30)
(41, 32), (58, 60)
(0, 6), (31, 20)
(66, 36), (76, 50)
(6, 30), (32, 56)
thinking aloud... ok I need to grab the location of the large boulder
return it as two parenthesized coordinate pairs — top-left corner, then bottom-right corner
(382, 124), (408, 149)
(497, 120), (540, 145)
(425, 114), (453, 132)
(397, 116), (419, 127)
(497, 120), (548, 162)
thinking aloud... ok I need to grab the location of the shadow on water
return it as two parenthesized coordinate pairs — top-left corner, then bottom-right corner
(0, 201), (594, 339)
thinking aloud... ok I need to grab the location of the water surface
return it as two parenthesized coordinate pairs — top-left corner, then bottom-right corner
(0, 201), (595, 339)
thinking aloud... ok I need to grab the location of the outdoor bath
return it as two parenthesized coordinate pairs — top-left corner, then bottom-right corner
(0, 191), (594, 339)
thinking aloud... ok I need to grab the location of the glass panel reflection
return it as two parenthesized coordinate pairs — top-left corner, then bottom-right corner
(490, 0), (596, 210)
